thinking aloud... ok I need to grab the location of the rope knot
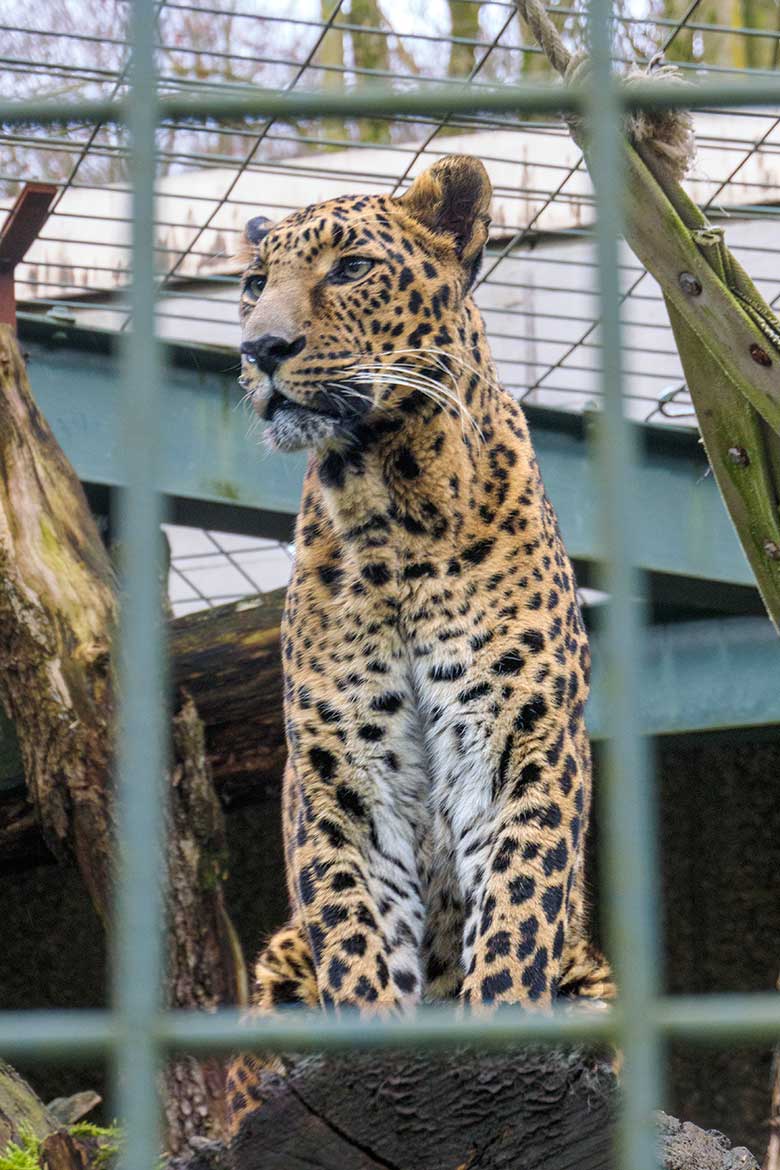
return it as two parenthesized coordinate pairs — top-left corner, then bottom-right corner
(623, 58), (696, 181)
(515, 0), (696, 182)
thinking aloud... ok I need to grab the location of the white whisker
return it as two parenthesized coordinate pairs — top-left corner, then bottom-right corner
(348, 365), (483, 443)
(307, 348), (488, 444)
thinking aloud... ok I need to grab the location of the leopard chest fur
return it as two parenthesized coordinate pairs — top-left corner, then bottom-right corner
(287, 567), (507, 999)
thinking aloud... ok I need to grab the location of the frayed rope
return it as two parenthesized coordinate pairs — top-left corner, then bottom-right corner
(515, 0), (696, 182)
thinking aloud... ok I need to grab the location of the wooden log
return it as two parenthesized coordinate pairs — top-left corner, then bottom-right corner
(0, 590), (286, 872)
(0, 325), (246, 1153)
(39, 1130), (91, 1170)
(169, 592), (285, 809)
(163, 695), (248, 1152)
(166, 1051), (758, 1170)
(230, 1049), (615, 1170)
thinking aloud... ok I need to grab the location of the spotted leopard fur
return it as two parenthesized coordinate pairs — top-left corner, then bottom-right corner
(226, 155), (614, 1135)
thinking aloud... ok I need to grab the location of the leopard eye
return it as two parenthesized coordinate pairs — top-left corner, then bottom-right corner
(329, 256), (375, 285)
(243, 274), (266, 303)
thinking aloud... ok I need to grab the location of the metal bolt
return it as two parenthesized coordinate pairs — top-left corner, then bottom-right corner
(750, 343), (772, 367)
(727, 446), (750, 467)
(764, 540), (780, 562)
(678, 271), (702, 296)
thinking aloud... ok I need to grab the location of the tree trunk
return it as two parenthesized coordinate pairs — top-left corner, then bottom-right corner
(448, 0), (480, 78)
(350, 0), (391, 143)
(0, 589), (287, 870)
(0, 325), (246, 1154)
(0, 1059), (58, 1148)
(169, 592), (285, 809)
(163, 695), (248, 1152)
(0, 327), (116, 914)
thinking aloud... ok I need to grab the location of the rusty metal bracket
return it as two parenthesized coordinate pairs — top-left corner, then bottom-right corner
(0, 183), (57, 329)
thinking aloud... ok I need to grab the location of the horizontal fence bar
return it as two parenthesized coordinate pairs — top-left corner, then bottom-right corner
(159, 1005), (619, 1052)
(2, 75), (780, 127)
(4, 994), (780, 1060)
(0, 1012), (118, 1059)
(656, 995), (780, 1042)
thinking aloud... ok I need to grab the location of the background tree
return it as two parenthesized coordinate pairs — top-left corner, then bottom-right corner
(448, 0), (481, 78)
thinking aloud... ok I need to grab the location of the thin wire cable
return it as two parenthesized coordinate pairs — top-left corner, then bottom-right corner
(141, 0), (347, 317)
(389, 6), (520, 198)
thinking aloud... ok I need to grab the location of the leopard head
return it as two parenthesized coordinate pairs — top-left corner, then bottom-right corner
(236, 155), (492, 453)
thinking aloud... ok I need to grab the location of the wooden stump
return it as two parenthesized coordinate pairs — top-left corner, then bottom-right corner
(231, 1048), (614, 1170)
(164, 1050), (758, 1170)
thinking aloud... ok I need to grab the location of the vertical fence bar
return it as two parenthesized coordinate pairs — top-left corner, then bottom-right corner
(113, 2), (165, 1169)
(585, 2), (663, 1168)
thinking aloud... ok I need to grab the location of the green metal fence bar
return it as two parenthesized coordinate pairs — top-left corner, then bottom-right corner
(112, 4), (166, 1170)
(0, 1014), (119, 1059)
(586, 0), (662, 1166)
(3, 72), (780, 127)
(7, 992), (780, 1062)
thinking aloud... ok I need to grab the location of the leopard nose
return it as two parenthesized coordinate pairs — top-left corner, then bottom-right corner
(241, 334), (305, 376)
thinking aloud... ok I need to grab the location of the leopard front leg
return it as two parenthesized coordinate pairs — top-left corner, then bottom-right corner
(458, 728), (592, 1011)
(286, 760), (425, 1015)
(226, 919), (318, 1140)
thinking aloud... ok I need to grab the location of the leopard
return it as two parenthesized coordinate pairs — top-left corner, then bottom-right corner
(225, 154), (614, 1135)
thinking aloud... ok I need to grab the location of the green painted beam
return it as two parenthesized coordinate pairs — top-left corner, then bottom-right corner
(0, 615), (776, 803)
(9, 985), (780, 1061)
(589, 615), (779, 739)
(18, 315), (757, 602)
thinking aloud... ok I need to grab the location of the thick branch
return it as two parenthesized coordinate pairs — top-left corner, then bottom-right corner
(0, 1059), (58, 1149)
(169, 592), (285, 809)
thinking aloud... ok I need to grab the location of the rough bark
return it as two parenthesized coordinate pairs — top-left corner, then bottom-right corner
(163, 696), (248, 1152)
(163, 1051), (758, 1170)
(39, 1130), (93, 1170)
(0, 325), (245, 1154)
(0, 1059), (58, 1148)
(1, 591), (286, 871)
(169, 593), (285, 809)
(765, 1037), (780, 1169)
(0, 326), (116, 913)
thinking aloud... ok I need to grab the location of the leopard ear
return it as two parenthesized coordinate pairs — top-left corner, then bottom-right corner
(399, 155), (492, 264)
(228, 215), (274, 272)
(244, 215), (273, 246)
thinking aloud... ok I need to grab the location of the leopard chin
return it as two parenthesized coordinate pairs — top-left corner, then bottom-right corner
(263, 399), (341, 452)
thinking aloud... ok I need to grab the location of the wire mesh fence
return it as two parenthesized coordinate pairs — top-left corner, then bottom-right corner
(1, 3), (780, 1169)
(2, 3), (780, 435)
(5, 4), (780, 611)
